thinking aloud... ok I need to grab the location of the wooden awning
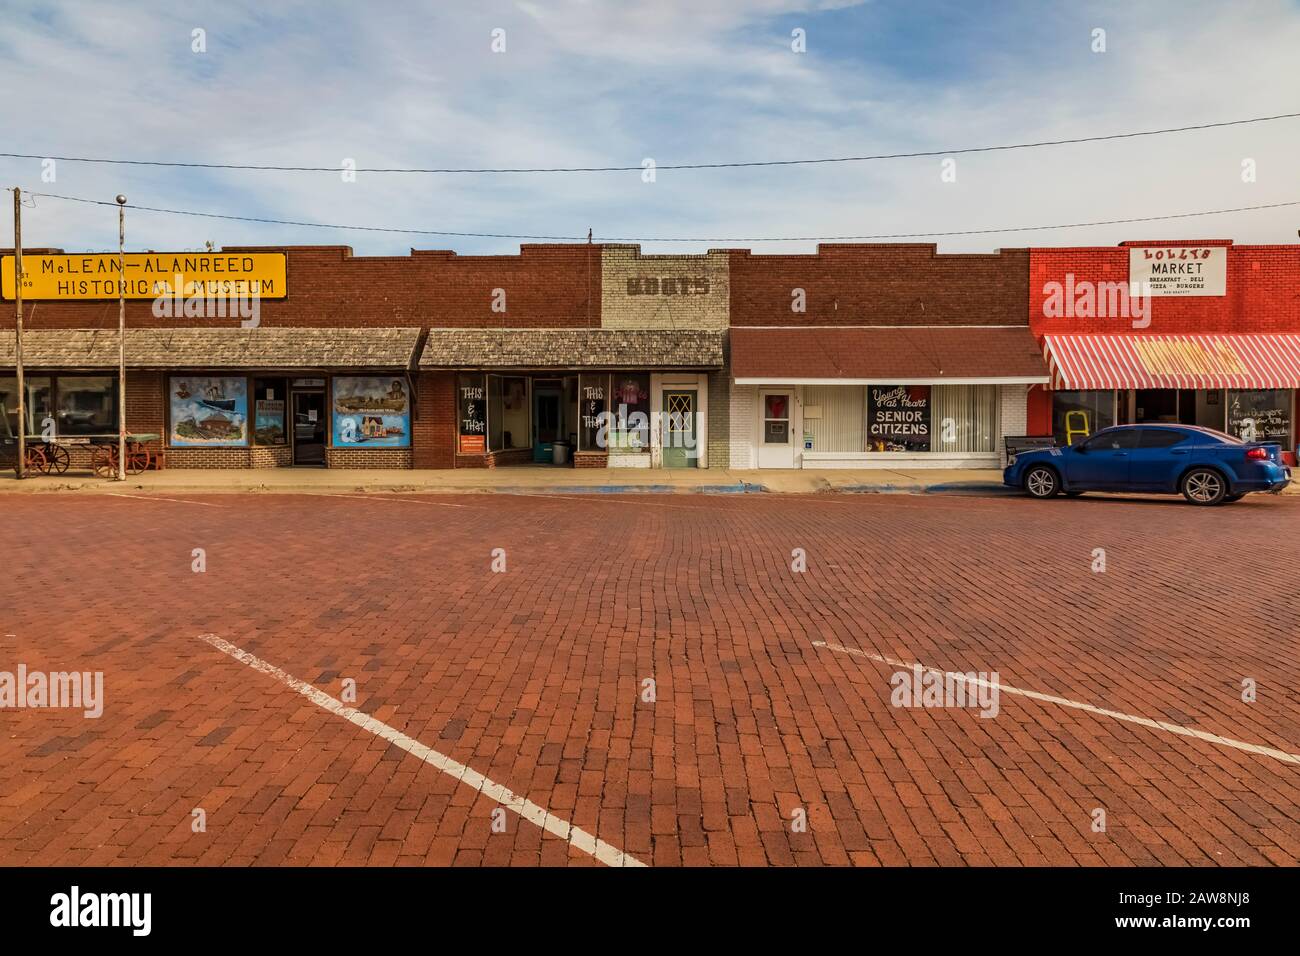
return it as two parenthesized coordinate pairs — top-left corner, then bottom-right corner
(0, 328), (423, 369)
(419, 328), (725, 369)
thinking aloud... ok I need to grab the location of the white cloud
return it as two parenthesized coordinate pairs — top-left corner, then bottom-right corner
(1, 0), (1297, 256)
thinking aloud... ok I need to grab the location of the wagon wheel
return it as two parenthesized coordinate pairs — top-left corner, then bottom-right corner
(126, 444), (151, 475)
(23, 444), (49, 475)
(45, 444), (71, 474)
(91, 445), (118, 478)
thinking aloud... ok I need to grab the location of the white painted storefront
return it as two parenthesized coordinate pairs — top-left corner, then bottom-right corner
(730, 382), (1032, 470)
(607, 371), (712, 469)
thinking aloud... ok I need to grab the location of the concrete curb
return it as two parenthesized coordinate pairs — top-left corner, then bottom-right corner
(0, 480), (775, 496)
(830, 481), (1015, 496)
(5, 478), (1290, 498)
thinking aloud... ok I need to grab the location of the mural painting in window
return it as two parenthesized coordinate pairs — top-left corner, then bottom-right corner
(332, 376), (411, 448)
(170, 376), (249, 447)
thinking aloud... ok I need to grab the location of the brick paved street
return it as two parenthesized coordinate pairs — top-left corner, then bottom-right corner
(1, 491), (1298, 867)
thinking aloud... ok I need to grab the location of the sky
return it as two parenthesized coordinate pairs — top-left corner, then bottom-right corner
(1, 0), (1298, 257)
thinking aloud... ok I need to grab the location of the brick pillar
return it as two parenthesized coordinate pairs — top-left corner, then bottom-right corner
(413, 370), (455, 469)
(127, 370), (165, 436)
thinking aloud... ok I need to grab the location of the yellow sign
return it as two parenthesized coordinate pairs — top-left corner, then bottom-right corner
(1134, 338), (1247, 376)
(1, 252), (287, 300)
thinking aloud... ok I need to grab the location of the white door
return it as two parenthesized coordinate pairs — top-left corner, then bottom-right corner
(757, 390), (795, 468)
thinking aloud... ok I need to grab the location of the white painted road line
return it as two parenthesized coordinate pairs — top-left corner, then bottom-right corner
(107, 493), (225, 507)
(813, 639), (1300, 768)
(198, 633), (646, 867)
(328, 494), (469, 508)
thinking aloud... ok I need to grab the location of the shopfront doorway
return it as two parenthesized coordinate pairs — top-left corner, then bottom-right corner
(757, 390), (795, 468)
(661, 389), (697, 468)
(291, 386), (326, 465)
(532, 379), (562, 463)
(1132, 389), (1227, 430)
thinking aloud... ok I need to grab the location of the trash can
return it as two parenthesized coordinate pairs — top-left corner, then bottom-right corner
(552, 441), (570, 466)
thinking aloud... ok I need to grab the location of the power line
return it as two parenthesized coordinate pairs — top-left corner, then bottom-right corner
(3, 112), (1299, 174)
(13, 189), (1300, 244)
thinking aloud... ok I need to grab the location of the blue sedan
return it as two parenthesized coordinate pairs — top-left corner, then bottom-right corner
(1004, 424), (1292, 505)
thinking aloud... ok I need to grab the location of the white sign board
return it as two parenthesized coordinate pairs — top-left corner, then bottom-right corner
(1129, 246), (1226, 297)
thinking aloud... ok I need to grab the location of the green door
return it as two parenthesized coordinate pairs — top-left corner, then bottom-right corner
(662, 389), (697, 468)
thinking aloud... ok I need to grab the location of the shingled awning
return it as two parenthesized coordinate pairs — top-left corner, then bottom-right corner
(731, 326), (1049, 384)
(0, 328), (422, 369)
(419, 328), (725, 370)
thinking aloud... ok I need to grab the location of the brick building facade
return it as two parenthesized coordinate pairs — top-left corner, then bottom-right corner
(1027, 240), (1300, 464)
(1, 244), (726, 472)
(725, 244), (1046, 469)
(6, 238), (1296, 475)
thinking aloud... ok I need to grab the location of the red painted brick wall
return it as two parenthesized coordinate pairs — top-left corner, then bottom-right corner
(1, 244), (604, 331)
(728, 244), (1029, 327)
(1028, 241), (1300, 335)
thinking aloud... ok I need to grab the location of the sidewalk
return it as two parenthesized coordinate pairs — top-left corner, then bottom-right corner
(0, 466), (1015, 496)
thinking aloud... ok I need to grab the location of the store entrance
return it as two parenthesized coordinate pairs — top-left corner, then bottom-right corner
(1132, 389), (1227, 430)
(530, 376), (577, 464)
(533, 380), (562, 463)
(291, 389), (327, 465)
(1135, 389), (1178, 424)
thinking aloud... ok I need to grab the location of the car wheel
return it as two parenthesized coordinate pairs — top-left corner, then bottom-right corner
(1181, 468), (1227, 506)
(1223, 493), (1246, 503)
(1024, 465), (1060, 499)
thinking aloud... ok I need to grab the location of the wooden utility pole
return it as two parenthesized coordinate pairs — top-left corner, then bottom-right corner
(116, 195), (126, 481)
(13, 187), (26, 479)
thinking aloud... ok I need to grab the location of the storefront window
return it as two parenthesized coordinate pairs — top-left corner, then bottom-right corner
(1227, 389), (1292, 447)
(488, 375), (529, 451)
(456, 373), (487, 454)
(332, 376), (411, 448)
(0, 376), (52, 438)
(169, 376), (249, 446)
(1052, 390), (1114, 445)
(866, 385), (930, 452)
(801, 385), (863, 453)
(253, 378), (287, 446)
(930, 385), (998, 452)
(578, 374), (609, 452)
(55, 376), (117, 436)
(493, 374), (530, 450)
(607, 373), (650, 453)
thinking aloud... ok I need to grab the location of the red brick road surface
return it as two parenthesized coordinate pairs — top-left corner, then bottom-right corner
(1, 491), (1298, 866)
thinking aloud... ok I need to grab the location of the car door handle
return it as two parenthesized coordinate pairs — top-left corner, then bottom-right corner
(1170, 449), (1187, 455)
(1114, 452), (1129, 457)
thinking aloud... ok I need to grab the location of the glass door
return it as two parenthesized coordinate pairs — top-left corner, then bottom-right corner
(662, 390), (697, 468)
(291, 389), (326, 465)
(758, 391), (794, 467)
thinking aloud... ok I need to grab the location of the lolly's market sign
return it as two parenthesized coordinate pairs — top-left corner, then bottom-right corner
(1128, 247), (1226, 297)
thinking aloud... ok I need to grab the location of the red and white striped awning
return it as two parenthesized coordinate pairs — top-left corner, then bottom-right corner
(1043, 334), (1300, 390)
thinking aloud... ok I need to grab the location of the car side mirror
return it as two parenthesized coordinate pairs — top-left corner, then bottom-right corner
(1073, 443), (1086, 453)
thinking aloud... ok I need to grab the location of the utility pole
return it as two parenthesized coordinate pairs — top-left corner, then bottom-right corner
(13, 187), (25, 479)
(116, 194), (126, 481)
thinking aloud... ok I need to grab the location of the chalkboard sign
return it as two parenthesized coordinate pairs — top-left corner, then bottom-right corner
(579, 375), (608, 451)
(1227, 390), (1291, 445)
(458, 374), (486, 453)
(867, 385), (931, 452)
